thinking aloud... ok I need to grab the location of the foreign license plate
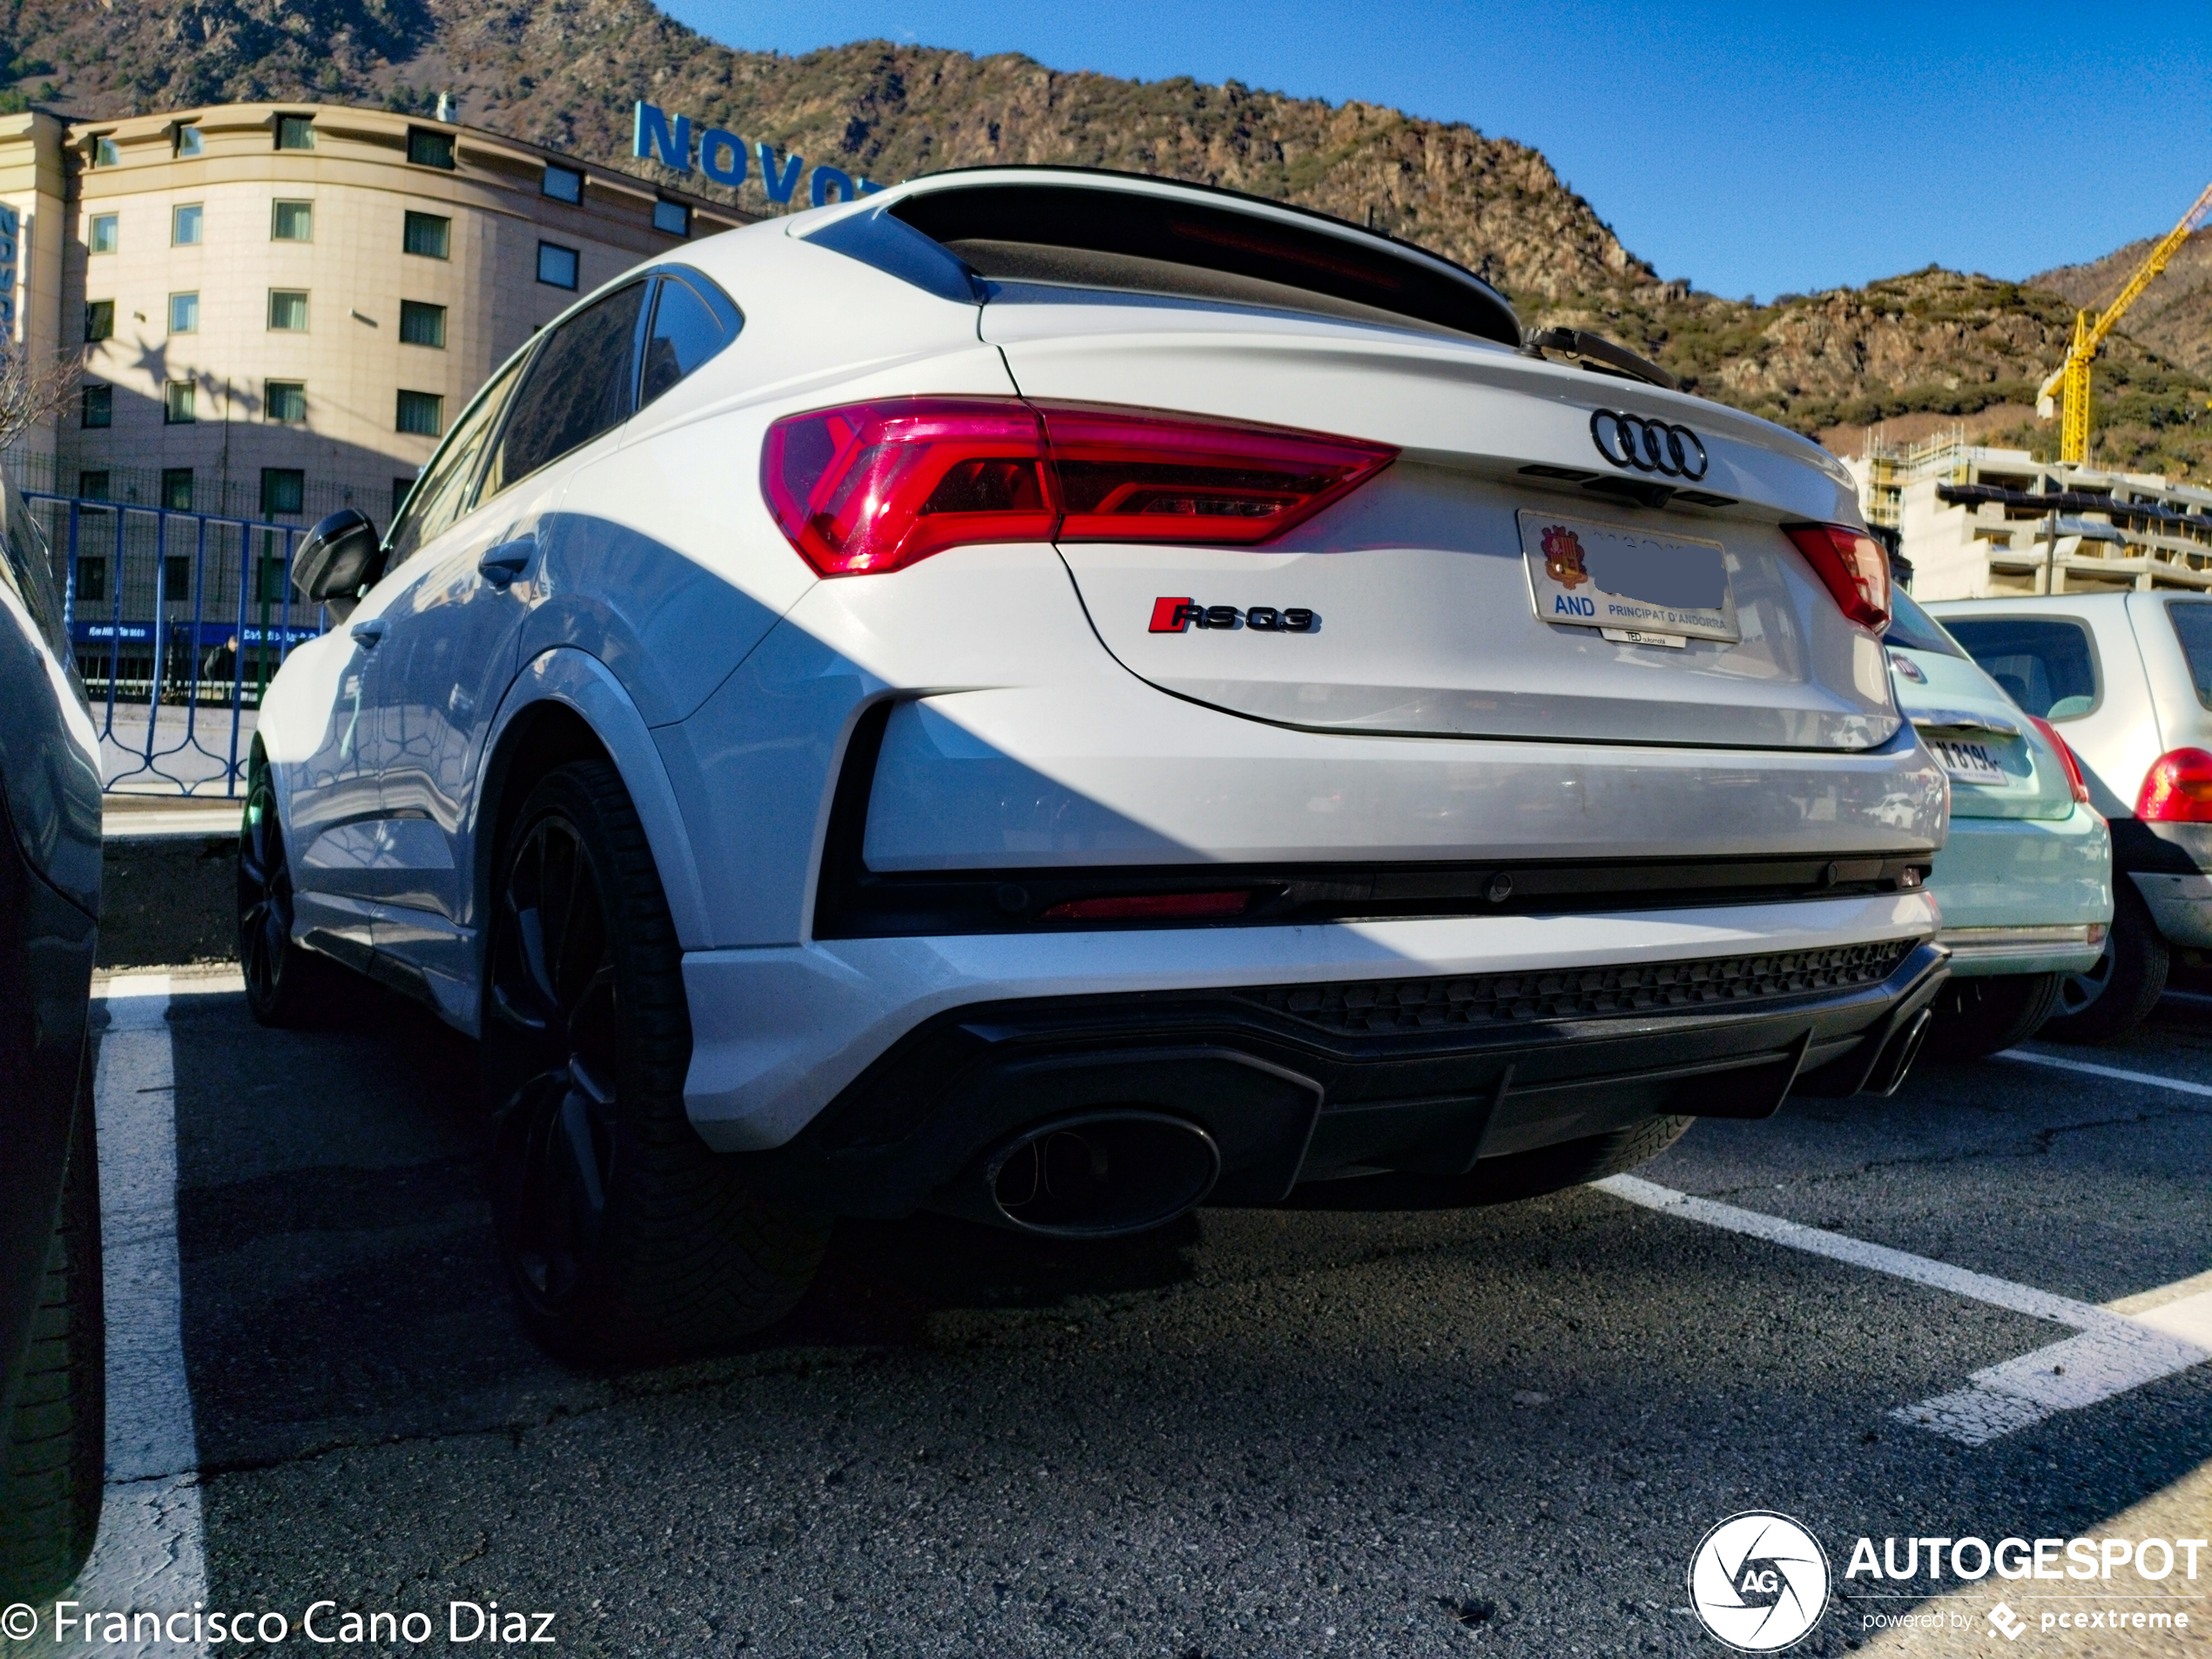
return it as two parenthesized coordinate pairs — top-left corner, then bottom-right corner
(1519, 511), (1739, 644)
(1930, 739), (2006, 786)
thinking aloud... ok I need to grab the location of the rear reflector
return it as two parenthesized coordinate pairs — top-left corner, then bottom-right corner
(1038, 890), (1253, 921)
(762, 395), (1397, 577)
(2027, 715), (2093, 804)
(2136, 746), (2212, 821)
(1782, 523), (1891, 631)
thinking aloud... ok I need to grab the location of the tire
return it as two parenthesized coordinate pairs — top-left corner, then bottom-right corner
(1922, 973), (2062, 1062)
(2040, 881), (2169, 1046)
(237, 752), (339, 1028)
(482, 760), (830, 1363)
(1285, 1114), (1696, 1211)
(1, 1049), (105, 1602)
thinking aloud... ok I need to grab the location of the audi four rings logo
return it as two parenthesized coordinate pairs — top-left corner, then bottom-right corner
(1591, 409), (1710, 481)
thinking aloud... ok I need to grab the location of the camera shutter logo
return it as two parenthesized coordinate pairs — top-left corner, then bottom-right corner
(1687, 1512), (1831, 1651)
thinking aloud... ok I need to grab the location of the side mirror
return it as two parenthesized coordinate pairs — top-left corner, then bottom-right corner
(290, 509), (383, 605)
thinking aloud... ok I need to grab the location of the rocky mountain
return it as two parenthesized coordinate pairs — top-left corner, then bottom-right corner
(2033, 229), (2212, 378)
(7, 0), (2206, 477)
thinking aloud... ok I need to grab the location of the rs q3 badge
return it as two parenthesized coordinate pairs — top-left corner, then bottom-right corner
(1150, 598), (1319, 634)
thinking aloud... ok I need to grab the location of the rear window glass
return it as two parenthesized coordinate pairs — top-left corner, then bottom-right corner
(1941, 617), (2100, 719)
(1882, 590), (1962, 658)
(887, 182), (1521, 345)
(2168, 602), (2212, 709)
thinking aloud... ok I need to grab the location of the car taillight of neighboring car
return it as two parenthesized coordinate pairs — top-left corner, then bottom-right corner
(1782, 523), (1892, 631)
(2135, 746), (2212, 821)
(760, 396), (1398, 577)
(2027, 715), (2093, 805)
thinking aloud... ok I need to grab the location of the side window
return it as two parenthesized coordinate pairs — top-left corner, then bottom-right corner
(480, 280), (646, 500)
(638, 273), (742, 408)
(2168, 602), (2212, 710)
(385, 353), (529, 564)
(1943, 617), (2101, 720)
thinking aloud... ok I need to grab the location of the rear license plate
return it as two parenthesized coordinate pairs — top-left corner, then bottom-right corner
(1520, 510), (1739, 645)
(1930, 739), (2006, 785)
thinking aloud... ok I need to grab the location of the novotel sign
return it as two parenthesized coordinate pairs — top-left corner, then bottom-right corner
(632, 100), (889, 208)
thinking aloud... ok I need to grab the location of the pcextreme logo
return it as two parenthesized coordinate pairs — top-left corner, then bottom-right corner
(1687, 1513), (1831, 1652)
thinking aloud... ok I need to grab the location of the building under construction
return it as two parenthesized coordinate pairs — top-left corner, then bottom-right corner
(1845, 428), (2212, 599)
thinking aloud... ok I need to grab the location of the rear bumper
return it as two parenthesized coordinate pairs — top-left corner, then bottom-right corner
(2109, 819), (2212, 947)
(729, 933), (1948, 1218)
(682, 887), (1942, 1148)
(1924, 804), (2110, 975)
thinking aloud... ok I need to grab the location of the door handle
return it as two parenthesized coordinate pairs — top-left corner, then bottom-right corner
(349, 617), (388, 649)
(478, 536), (536, 589)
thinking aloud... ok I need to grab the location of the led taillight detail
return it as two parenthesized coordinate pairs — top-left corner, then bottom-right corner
(1039, 403), (1395, 545)
(2135, 746), (2212, 821)
(2027, 715), (2093, 804)
(1038, 891), (1253, 921)
(1782, 523), (1892, 630)
(761, 395), (1398, 577)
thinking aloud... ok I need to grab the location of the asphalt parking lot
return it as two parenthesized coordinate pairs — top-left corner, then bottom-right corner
(15, 961), (2212, 1657)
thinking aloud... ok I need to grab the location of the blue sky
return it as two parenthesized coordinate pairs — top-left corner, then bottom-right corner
(660, 0), (2211, 303)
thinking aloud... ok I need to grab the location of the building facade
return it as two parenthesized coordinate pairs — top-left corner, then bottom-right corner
(0, 102), (752, 528)
(1844, 439), (2212, 600)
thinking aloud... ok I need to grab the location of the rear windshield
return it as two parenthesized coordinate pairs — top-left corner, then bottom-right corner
(887, 180), (1521, 346)
(1941, 616), (2100, 719)
(1882, 590), (1963, 658)
(2168, 602), (2212, 709)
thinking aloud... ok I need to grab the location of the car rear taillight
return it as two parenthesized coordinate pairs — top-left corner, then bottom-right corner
(761, 396), (1398, 577)
(2027, 715), (2093, 804)
(2135, 746), (2212, 821)
(1038, 404), (1394, 545)
(1782, 523), (1891, 631)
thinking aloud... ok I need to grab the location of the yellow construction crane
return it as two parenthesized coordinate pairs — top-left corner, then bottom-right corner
(2038, 179), (2212, 464)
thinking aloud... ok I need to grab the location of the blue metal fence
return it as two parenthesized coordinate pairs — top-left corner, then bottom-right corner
(34, 492), (329, 797)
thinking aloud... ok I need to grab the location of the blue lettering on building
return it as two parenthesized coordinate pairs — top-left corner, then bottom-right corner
(0, 201), (19, 337)
(632, 101), (887, 204)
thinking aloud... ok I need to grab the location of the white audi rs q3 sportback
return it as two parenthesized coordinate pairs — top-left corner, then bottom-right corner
(243, 168), (1949, 1359)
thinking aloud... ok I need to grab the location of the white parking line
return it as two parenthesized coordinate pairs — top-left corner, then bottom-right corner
(1999, 1048), (2212, 1099)
(1595, 1176), (2211, 1446)
(64, 974), (209, 1654)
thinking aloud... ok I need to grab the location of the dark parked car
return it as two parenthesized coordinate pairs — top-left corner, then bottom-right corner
(0, 471), (103, 1599)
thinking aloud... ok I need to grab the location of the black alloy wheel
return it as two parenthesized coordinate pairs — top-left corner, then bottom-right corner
(237, 755), (330, 1027)
(2041, 881), (2168, 1045)
(485, 806), (622, 1312)
(482, 761), (829, 1361)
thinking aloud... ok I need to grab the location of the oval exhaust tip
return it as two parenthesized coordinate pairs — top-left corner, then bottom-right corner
(985, 1111), (1220, 1238)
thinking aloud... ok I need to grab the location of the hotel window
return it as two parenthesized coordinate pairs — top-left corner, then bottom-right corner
(396, 389), (444, 436)
(266, 381), (307, 424)
(267, 290), (308, 331)
(399, 300), (446, 348)
(402, 211), (450, 260)
(80, 385), (111, 428)
(78, 472), (110, 502)
(165, 381), (196, 424)
(542, 164), (583, 205)
(74, 556), (105, 602)
(261, 469), (305, 516)
(173, 125), (203, 158)
(536, 242), (578, 290)
(652, 200), (690, 237)
(393, 475), (416, 522)
(271, 199), (313, 241)
(169, 293), (199, 334)
(90, 135), (118, 168)
(172, 203), (203, 246)
(407, 128), (455, 170)
(161, 469), (194, 512)
(275, 115), (315, 152)
(84, 300), (113, 342)
(162, 550), (191, 594)
(88, 214), (118, 254)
